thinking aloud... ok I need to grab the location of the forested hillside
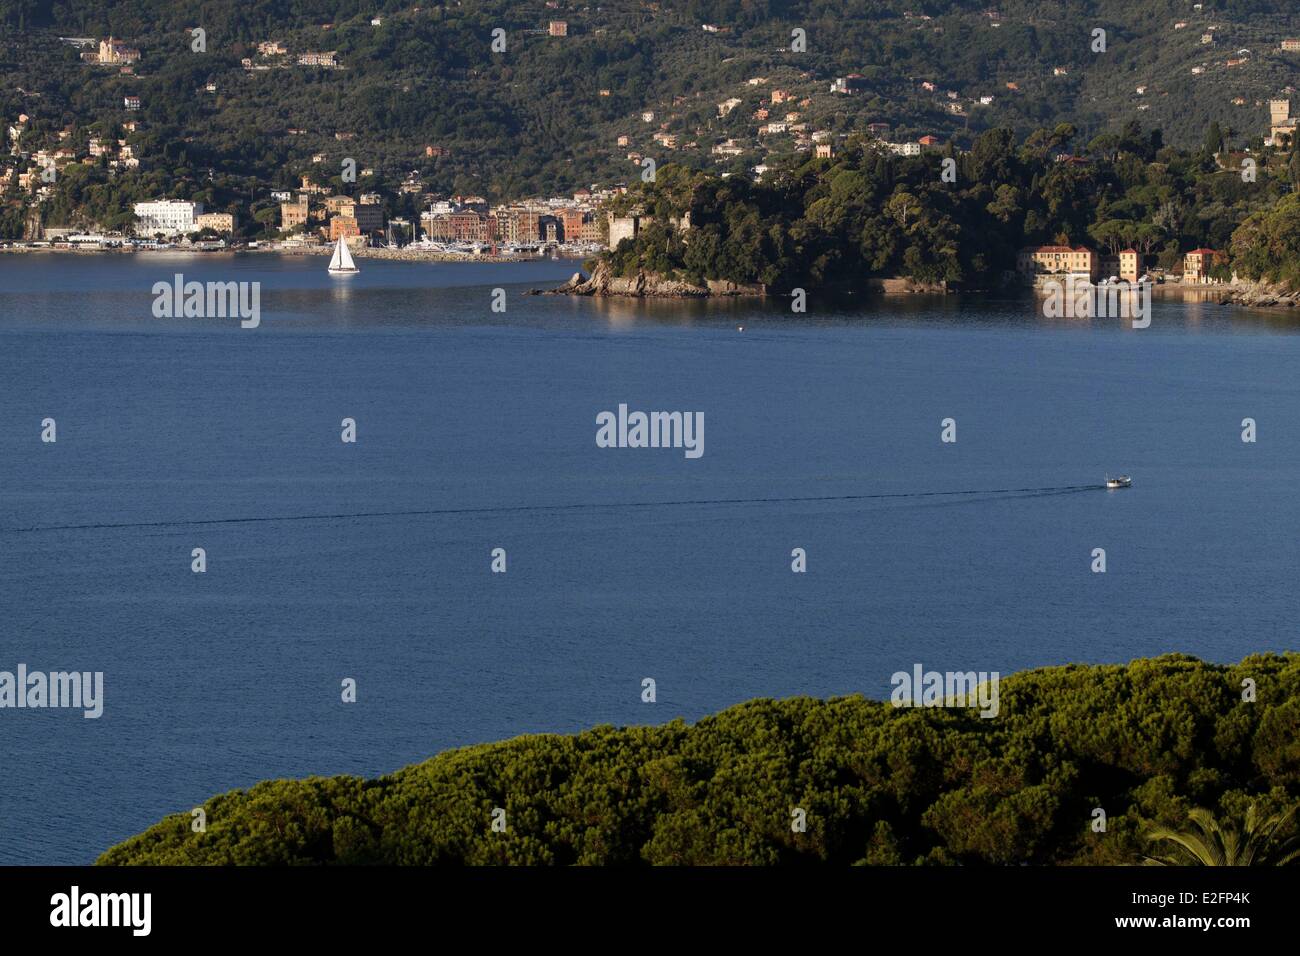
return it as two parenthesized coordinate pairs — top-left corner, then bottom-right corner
(98, 654), (1300, 866)
(599, 125), (1294, 290)
(3, 0), (1300, 204)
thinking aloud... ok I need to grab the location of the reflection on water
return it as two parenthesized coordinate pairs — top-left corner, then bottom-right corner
(3, 254), (1299, 337)
(328, 276), (356, 305)
(1157, 285), (1233, 304)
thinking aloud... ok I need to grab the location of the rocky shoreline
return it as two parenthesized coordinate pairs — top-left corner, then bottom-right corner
(531, 261), (969, 299)
(1220, 281), (1300, 308)
(533, 261), (764, 298)
(537, 263), (1300, 310)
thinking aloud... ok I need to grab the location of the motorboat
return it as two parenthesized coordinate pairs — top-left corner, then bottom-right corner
(1105, 475), (1132, 489)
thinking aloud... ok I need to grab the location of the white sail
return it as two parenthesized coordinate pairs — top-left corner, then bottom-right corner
(328, 237), (358, 273)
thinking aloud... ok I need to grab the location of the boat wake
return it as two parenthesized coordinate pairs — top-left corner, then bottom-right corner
(0, 484), (1106, 534)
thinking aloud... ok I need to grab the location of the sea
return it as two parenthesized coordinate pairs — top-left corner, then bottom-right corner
(1, 252), (1297, 863)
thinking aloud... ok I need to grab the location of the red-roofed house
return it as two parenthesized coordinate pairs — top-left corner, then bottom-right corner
(1184, 248), (1220, 283)
(1119, 249), (1140, 282)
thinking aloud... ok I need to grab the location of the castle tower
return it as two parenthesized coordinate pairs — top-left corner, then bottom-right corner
(1270, 98), (1291, 125)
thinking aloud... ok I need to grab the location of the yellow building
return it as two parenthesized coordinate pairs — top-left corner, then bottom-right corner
(195, 212), (235, 233)
(1184, 248), (1219, 283)
(98, 37), (140, 64)
(323, 196), (355, 215)
(1017, 245), (1099, 280)
(1119, 249), (1140, 282)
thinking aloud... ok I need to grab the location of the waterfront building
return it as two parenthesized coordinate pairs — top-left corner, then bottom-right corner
(133, 199), (203, 236)
(1184, 248), (1220, 283)
(329, 215), (360, 241)
(195, 212), (235, 233)
(1017, 245), (1099, 281)
(1119, 249), (1140, 282)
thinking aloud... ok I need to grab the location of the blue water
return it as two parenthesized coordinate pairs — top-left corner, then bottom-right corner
(1, 253), (1298, 864)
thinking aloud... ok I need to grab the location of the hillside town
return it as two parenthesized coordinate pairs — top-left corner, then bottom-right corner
(5, 14), (1300, 280)
(121, 183), (618, 257)
(2, 179), (621, 259)
(1, 29), (627, 258)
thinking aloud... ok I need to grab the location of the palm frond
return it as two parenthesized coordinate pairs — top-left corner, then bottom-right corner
(1143, 803), (1300, 866)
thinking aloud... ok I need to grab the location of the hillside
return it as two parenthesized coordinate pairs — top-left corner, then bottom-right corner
(3, 0), (1300, 213)
(98, 654), (1300, 865)
(591, 125), (1298, 291)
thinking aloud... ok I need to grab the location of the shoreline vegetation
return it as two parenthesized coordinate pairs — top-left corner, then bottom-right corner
(542, 259), (1285, 307)
(540, 126), (1300, 307)
(97, 654), (1300, 866)
(6, 243), (1294, 309)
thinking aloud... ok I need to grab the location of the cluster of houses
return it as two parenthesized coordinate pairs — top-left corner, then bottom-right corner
(2, 114), (142, 200)
(241, 40), (340, 71)
(276, 181), (384, 243)
(1017, 245), (1224, 285)
(420, 198), (603, 246)
(275, 174), (613, 247)
(625, 84), (819, 170)
(4, 92), (616, 246)
(626, 76), (943, 179)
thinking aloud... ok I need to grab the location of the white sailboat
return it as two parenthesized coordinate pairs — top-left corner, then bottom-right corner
(327, 236), (359, 275)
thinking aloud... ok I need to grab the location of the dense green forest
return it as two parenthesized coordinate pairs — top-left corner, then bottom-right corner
(3, 1), (1300, 220)
(600, 124), (1297, 289)
(98, 654), (1300, 865)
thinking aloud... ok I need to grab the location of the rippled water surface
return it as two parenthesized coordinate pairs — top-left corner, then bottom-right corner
(1, 253), (1297, 863)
